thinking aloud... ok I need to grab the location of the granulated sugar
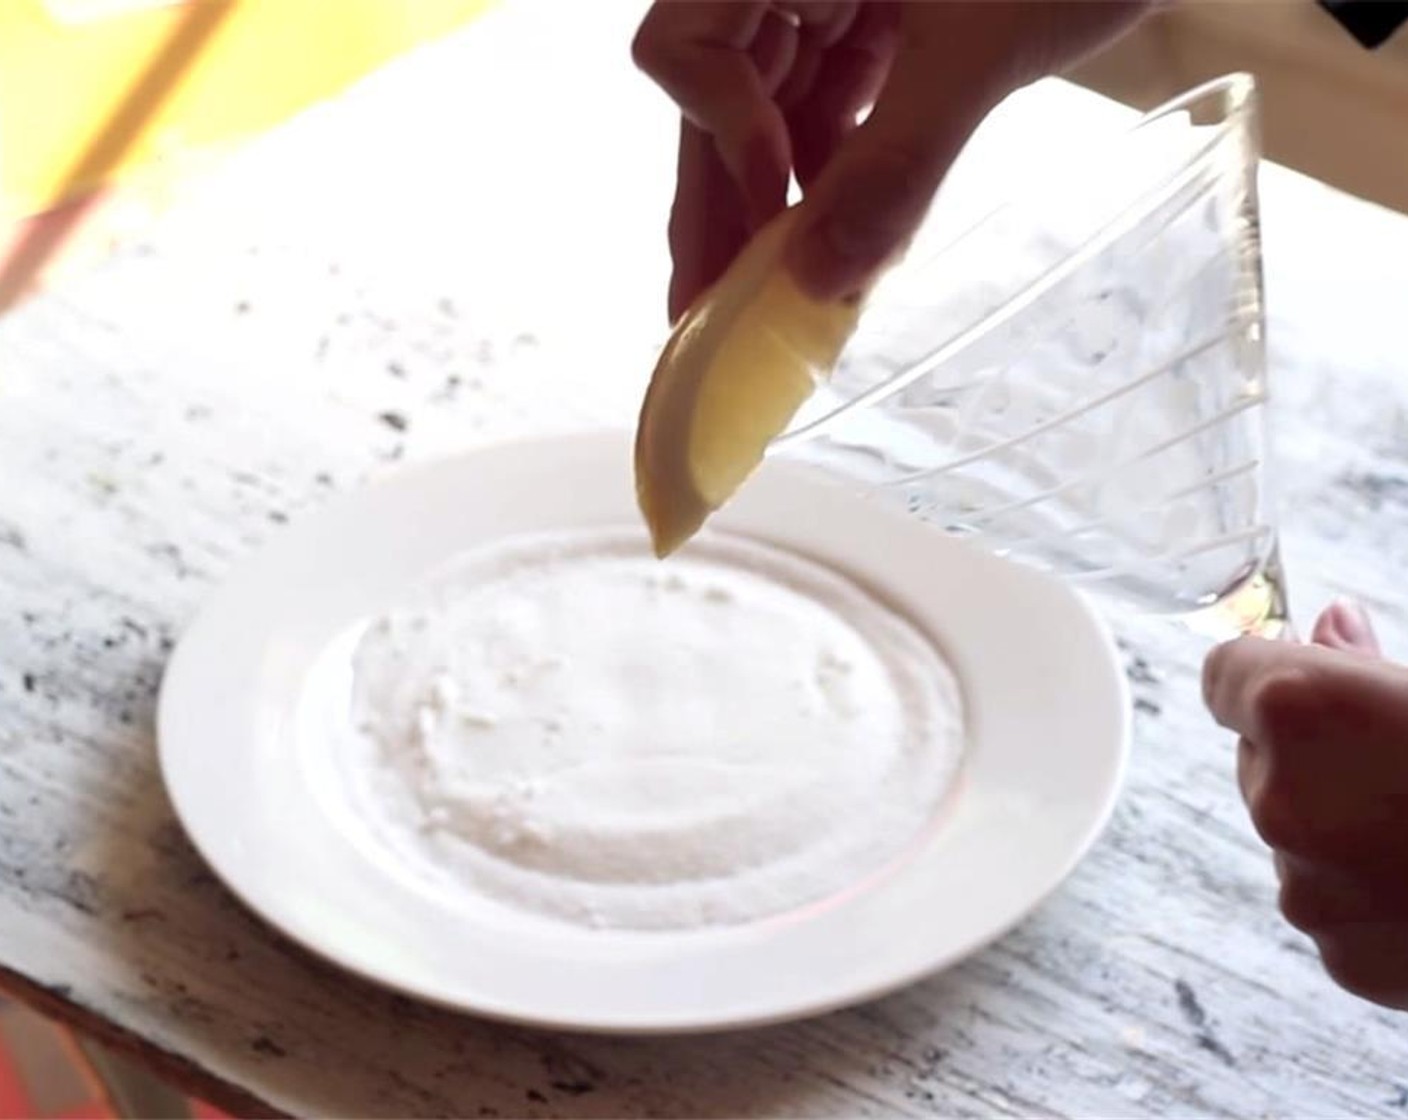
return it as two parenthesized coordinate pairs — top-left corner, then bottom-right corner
(331, 529), (965, 930)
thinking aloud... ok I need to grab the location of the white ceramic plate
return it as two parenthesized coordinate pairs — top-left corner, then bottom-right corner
(158, 431), (1129, 1034)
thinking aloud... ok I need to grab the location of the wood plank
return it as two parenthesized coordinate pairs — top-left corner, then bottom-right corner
(1072, 1), (1408, 214)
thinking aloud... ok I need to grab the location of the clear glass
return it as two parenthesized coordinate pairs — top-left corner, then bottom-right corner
(772, 74), (1287, 638)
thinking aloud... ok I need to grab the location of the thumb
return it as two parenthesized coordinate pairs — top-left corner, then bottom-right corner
(784, 35), (994, 302)
(1312, 598), (1383, 658)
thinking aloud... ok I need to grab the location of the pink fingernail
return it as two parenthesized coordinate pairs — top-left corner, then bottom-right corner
(1328, 597), (1378, 650)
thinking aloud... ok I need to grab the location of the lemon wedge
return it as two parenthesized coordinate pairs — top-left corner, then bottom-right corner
(634, 207), (865, 557)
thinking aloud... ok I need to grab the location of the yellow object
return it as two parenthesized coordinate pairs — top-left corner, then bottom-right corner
(0, 0), (493, 223)
(634, 207), (865, 558)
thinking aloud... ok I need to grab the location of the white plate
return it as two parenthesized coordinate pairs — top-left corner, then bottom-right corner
(158, 431), (1129, 1033)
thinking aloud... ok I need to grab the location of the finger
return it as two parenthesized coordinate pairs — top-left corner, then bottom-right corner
(633, 1), (791, 225)
(794, 0), (895, 119)
(784, 0), (1155, 300)
(667, 120), (750, 322)
(789, 108), (850, 195)
(1233, 726), (1326, 863)
(788, 2), (896, 188)
(1313, 925), (1408, 1011)
(1203, 637), (1408, 743)
(1236, 734), (1261, 812)
(751, 7), (799, 95)
(1250, 744), (1408, 869)
(776, 29), (827, 113)
(1311, 598), (1382, 657)
(777, 1), (855, 43)
(1213, 644), (1408, 863)
(1202, 636), (1316, 741)
(784, 8), (990, 300)
(775, 2), (860, 109)
(1278, 853), (1408, 932)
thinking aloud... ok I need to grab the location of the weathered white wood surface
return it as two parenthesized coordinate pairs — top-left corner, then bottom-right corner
(2, 3), (1408, 1115)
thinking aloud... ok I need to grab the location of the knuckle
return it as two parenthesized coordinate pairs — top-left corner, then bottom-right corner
(630, 33), (655, 74)
(1314, 932), (1408, 1009)
(1201, 637), (1250, 724)
(1278, 869), (1330, 933)
(1249, 784), (1308, 854)
(858, 137), (933, 182)
(1248, 666), (1318, 745)
(1318, 937), (1377, 999)
(665, 197), (690, 243)
(630, 14), (666, 74)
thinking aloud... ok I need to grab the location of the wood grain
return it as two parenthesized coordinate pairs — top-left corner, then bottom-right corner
(1, 4), (1407, 1116)
(1071, 1), (1408, 215)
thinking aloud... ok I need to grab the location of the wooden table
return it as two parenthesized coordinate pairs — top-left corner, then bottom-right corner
(3, 4), (1408, 1115)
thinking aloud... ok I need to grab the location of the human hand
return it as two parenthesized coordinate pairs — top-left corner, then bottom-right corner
(1204, 600), (1408, 1010)
(632, 0), (1151, 321)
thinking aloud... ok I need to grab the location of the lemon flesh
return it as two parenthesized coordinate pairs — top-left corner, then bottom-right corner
(635, 208), (864, 557)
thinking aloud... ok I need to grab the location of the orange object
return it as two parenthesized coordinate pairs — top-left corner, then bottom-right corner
(0, 0), (494, 223)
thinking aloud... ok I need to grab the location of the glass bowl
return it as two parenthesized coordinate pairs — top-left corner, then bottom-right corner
(773, 73), (1286, 637)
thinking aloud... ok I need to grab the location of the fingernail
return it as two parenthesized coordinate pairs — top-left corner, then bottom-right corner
(787, 205), (891, 303)
(1327, 597), (1377, 650)
(787, 152), (922, 302)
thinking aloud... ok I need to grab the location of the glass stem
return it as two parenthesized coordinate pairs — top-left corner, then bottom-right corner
(1186, 540), (1292, 641)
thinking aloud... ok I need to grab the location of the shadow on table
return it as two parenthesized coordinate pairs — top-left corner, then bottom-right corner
(85, 734), (1000, 1119)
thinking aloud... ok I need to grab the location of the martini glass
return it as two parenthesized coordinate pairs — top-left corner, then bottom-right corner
(773, 73), (1286, 638)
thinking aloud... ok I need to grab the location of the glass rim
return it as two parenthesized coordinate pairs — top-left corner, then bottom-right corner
(773, 72), (1261, 453)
